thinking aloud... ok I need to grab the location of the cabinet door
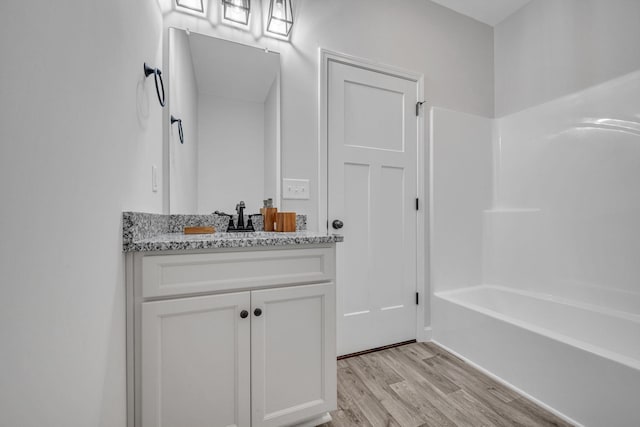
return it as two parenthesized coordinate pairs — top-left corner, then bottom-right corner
(141, 292), (251, 427)
(251, 283), (337, 427)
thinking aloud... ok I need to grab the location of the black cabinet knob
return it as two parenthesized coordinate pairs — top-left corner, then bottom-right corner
(332, 219), (344, 230)
(254, 308), (262, 317)
(240, 310), (249, 319)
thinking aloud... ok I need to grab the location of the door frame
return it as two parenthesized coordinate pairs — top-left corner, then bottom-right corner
(317, 48), (428, 342)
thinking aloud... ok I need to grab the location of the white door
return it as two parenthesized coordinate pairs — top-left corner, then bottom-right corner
(251, 283), (337, 427)
(327, 59), (418, 356)
(141, 292), (251, 427)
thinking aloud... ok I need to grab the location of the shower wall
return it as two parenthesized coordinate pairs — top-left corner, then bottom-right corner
(488, 70), (640, 298)
(431, 72), (640, 426)
(431, 70), (640, 304)
(430, 108), (493, 293)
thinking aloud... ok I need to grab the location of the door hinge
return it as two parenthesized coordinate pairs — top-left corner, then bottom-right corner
(416, 101), (425, 117)
(416, 198), (419, 211)
(416, 292), (419, 305)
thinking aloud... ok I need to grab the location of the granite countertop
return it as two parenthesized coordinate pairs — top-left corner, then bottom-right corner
(126, 231), (343, 252)
(122, 212), (343, 252)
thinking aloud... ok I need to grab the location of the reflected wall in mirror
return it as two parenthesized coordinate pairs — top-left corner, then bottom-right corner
(168, 27), (280, 214)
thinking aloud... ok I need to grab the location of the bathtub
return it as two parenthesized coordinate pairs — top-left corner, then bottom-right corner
(432, 285), (640, 427)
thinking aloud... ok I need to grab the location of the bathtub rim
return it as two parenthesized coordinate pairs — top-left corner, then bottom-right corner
(437, 283), (640, 322)
(434, 284), (640, 371)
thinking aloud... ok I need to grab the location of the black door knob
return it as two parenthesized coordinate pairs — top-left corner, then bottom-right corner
(240, 310), (249, 319)
(332, 219), (344, 230)
(254, 308), (262, 317)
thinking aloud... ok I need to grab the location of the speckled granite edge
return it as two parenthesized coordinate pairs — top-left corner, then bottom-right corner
(123, 212), (316, 252)
(122, 212), (170, 248)
(127, 232), (343, 252)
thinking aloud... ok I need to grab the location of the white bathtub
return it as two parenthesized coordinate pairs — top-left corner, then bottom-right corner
(433, 285), (640, 427)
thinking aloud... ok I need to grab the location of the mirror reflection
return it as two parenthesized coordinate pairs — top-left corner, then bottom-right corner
(168, 27), (280, 215)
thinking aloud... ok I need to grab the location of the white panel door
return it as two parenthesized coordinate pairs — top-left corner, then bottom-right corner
(328, 60), (418, 355)
(251, 283), (337, 427)
(141, 292), (251, 427)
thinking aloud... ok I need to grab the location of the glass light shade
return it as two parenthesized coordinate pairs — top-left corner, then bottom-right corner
(175, 0), (205, 13)
(222, 0), (251, 25)
(267, 0), (293, 36)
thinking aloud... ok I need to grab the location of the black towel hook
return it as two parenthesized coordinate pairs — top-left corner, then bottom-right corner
(171, 115), (184, 144)
(144, 63), (166, 107)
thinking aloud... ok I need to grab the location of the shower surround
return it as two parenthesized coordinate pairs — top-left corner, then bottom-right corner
(430, 70), (640, 426)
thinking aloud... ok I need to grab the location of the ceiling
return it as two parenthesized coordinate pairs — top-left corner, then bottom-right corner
(189, 33), (279, 103)
(430, 0), (532, 26)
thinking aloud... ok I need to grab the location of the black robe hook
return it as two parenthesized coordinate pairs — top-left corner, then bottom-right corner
(171, 115), (184, 144)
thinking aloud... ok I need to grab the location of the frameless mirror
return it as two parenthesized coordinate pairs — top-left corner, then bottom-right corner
(168, 27), (280, 214)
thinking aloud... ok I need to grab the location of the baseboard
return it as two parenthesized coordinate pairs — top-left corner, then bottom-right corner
(432, 340), (583, 427)
(417, 326), (432, 342)
(337, 340), (417, 360)
(294, 412), (332, 427)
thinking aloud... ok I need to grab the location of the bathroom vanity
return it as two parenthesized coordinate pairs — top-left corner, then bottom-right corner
(124, 213), (342, 427)
(125, 24), (343, 427)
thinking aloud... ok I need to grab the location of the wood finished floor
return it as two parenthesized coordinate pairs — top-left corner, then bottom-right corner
(320, 342), (573, 427)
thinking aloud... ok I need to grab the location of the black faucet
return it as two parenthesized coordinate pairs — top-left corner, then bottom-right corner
(234, 201), (255, 232)
(215, 203), (255, 232)
(236, 201), (246, 229)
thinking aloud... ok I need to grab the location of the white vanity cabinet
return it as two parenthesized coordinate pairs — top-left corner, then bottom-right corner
(127, 245), (337, 427)
(251, 283), (335, 427)
(141, 292), (251, 427)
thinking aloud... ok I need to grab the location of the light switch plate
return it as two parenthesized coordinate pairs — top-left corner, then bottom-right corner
(282, 178), (310, 200)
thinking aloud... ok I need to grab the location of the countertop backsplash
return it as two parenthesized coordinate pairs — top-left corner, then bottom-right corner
(122, 211), (320, 252)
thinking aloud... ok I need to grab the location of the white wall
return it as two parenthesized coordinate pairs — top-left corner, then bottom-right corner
(495, 0), (640, 117)
(0, 1), (163, 427)
(162, 0), (495, 229)
(432, 69), (640, 302)
(430, 108), (493, 292)
(169, 28), (199, 213)
(197, 95), (265, 213)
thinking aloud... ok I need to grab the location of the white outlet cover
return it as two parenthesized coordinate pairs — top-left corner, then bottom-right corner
(282, 178), (310, 200)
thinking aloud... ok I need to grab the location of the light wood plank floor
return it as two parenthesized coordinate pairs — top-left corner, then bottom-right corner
(321, 342), (573, 427)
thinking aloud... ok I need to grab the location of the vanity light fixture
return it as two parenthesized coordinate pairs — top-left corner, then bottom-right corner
(267, 0), (293, 37)
(222, 0), (251, 26)
(175, 0), (205, 13)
